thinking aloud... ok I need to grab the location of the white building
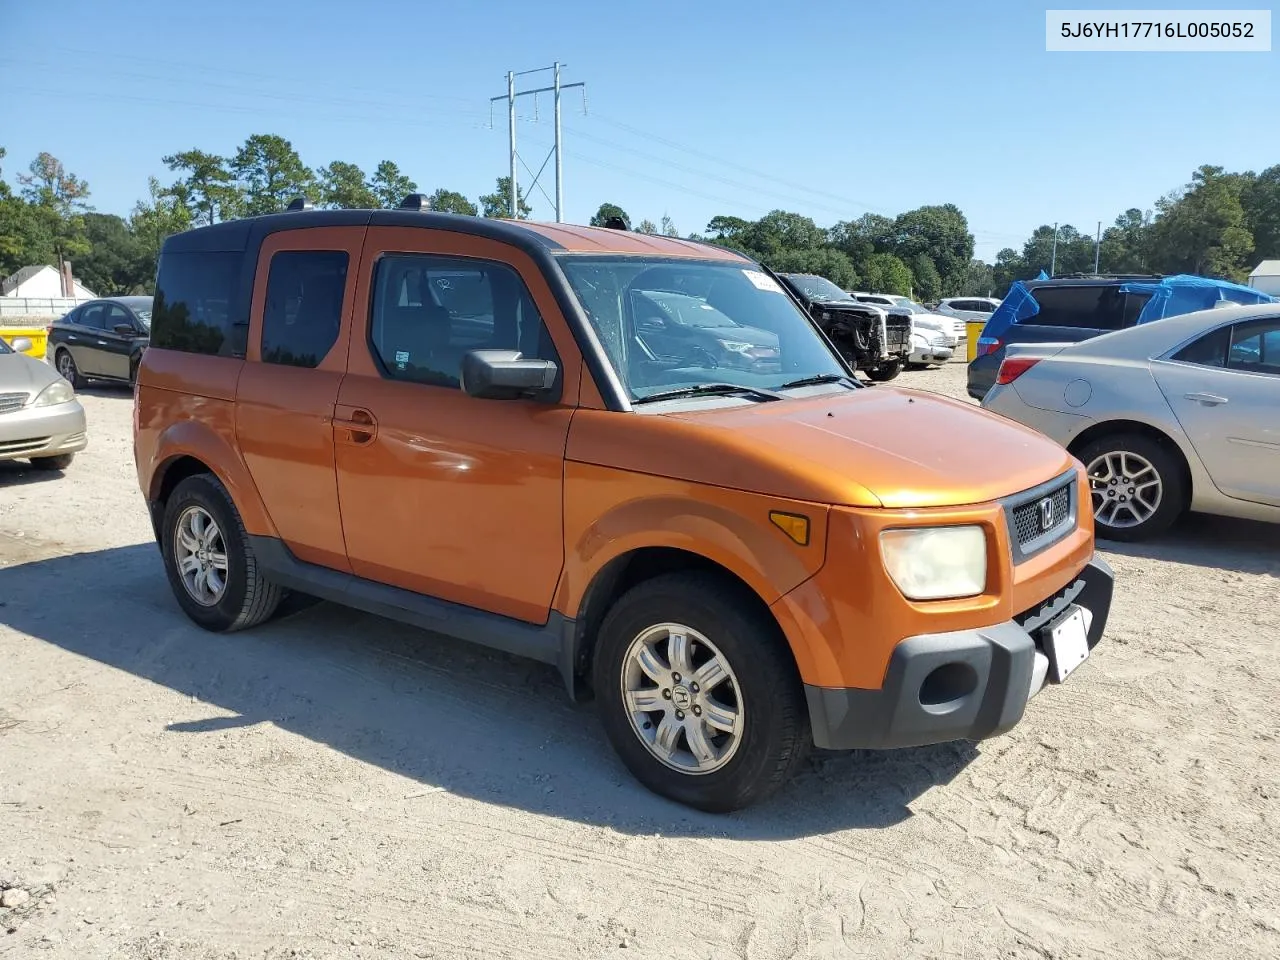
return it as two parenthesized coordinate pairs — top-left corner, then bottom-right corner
(1, 264), (97, 300)
(1248, 260), (1280, 297)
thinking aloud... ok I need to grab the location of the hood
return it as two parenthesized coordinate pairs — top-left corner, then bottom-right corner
(0, 351), (60, 396)
(666, 387), (1075, 508)
(815, 299), (882, 317)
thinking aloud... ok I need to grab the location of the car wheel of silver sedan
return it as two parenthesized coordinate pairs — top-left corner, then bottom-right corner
(1078, 432), (1186, 542)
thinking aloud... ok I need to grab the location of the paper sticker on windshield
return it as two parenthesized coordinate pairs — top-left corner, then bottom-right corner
(394, 350), (410, 370)
(742, 269), (784, 294)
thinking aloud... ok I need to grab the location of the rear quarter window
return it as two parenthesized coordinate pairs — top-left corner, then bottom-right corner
(150, 251), (244, 357)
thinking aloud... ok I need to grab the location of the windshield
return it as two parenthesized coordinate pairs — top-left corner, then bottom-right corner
(784, 274), (849, 302)
(134, 310), (152, 327)
(557, 257), (849, 402)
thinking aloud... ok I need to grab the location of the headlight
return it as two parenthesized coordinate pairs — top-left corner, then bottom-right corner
(880, 525), (987, 600)
(32, 378), (75, 407)
(716, 339), (756, 355)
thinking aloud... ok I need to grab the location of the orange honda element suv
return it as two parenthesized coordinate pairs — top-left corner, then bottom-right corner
(134, 200), (1114, 812)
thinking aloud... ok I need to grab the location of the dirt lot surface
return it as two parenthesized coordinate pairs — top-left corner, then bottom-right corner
(2, 362), (1277, 960)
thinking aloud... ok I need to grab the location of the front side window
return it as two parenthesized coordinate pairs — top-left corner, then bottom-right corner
(261, 250), (348, 368)
(557, 257), (848, 402)
(1227, 319), (1280, 375)
(369, 254), (559, 389)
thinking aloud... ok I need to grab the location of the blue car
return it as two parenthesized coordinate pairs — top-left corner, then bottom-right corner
(968, 273), (1275, 400)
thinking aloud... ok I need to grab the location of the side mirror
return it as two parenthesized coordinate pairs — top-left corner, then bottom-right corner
(10, 337), (33, 354)
(113, 323), (136, 335)
(460, 349), (557, 400)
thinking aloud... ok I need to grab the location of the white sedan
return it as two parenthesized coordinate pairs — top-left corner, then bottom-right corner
(980, 303), (1280, 541)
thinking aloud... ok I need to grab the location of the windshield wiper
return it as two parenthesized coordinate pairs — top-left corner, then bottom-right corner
(778, 373), (861, 390)
(633, 382), (786, 405)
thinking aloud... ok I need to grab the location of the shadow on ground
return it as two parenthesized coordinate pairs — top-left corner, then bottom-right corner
(1101, 511), (1279, 576)
(0, 460), (68, 489)
(0, 543), (978, 839)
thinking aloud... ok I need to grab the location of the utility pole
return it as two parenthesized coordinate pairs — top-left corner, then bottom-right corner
(507, 71), (516, 221)
(490, 64), (586, 222)
(554, 61), (564, 223)
(1094, 220), (1102, 273)
(1050, 222), (1059, 277)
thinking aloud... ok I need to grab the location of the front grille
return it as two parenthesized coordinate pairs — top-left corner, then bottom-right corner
(885, 317), (912, 352)
(0, 391), (28, 415)
(1001, 471), (1077, 563)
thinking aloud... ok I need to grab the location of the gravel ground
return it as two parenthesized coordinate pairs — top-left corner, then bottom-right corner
(1, 362), (1277, 960)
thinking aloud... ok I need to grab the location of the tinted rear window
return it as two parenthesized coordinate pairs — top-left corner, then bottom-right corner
(1024, 285), (1129, 331)
(150, 251), (244, 357)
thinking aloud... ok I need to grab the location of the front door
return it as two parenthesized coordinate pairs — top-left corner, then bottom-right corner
(101, 303), (141, 380)
(1152, 316), (1280, 507)
(235, 226), (365, 572)
(334, 227), (583, 624)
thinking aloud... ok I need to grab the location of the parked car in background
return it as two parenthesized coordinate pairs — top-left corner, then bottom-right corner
(936, 297), (1002, 328)
(47, 295), (153, 388)
(776, 273), (911, 381)
(981, 303), (1280, 542)
(855, 293), (967, 343)
(0, 331), (88, 470)
(967, 274), (1275, 401)
(133, 203), (1114, 812)
(632, 289), (781, 374)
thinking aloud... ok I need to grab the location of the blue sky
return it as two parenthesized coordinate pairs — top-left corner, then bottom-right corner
(1, 0), (1276, 261)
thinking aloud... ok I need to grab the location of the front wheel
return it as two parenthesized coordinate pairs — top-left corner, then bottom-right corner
(160, 473), (284, 631)
(867, 360), (903, 382)
(592, 572), (811, 812)
(1077, 432), (1186, 542)
(29, 453), (75, 471)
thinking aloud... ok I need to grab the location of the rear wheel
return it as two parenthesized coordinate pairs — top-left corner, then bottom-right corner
(592, 572), (810, 812)
(1078, 432), (1186, 542)
(160, 473), (284, 631)
(55, 349), (86, 389)
(867, 360), (903, 382)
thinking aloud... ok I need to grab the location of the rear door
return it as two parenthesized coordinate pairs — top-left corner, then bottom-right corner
(235, 226), (365, 572)
(68, 301), (110, 375)
(1152, 317), (1280, 507)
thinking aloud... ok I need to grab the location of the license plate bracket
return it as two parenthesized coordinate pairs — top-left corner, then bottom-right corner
(1044, 604), (1091, 683)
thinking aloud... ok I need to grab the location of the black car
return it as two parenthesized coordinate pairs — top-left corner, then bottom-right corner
(47, 295), (153, 387)
(632, 289), (781, 373)
(776, 273), (911, 381)
(967, 275), (1160, 400)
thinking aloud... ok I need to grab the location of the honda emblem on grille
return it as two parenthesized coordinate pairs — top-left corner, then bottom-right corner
(1038, 497), (1055, 531)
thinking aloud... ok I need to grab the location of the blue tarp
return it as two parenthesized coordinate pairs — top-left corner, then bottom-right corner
(979, 273), (1277, 344)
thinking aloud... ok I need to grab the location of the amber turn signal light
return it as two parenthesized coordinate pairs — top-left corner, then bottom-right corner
(769, 511), (810, 546)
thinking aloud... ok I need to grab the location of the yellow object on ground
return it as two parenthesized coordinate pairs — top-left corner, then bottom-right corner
(965, 320), (985, 361)
(0, 327), (48, 360)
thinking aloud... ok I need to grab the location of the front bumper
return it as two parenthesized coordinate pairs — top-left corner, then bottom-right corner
(0, 399), (88, 461)
(805, 555), (1114, 750)
(911, 343), (954, 365)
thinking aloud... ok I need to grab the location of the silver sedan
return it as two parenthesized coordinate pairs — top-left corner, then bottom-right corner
(981, 303), (1280, 541)
(0, 333), (88, 470)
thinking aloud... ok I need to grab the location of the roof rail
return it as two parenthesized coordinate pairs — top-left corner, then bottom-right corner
(286, 196), (314, 212)
(1054, 272), (1164, 280)
(398, 193), (431, 211)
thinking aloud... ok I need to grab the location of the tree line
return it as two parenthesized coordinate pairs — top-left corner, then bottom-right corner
(2, 133), (1276, 301)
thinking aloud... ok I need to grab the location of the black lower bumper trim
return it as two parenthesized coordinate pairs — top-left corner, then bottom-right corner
(806, 555), (1115, 750)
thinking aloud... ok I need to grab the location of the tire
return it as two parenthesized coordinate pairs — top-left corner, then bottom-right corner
(55, 348), (87, 389)
(160, 473), (284, 631)
(1076, 432), (1187, 542)
(867, 360), (903, 382)
(592, 572), (811, 812)
(29, 453), (75, 471)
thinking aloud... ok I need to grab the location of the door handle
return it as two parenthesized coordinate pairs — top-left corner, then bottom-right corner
(1185, 392), (1228, 406)
(333, 407), (378, 444)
